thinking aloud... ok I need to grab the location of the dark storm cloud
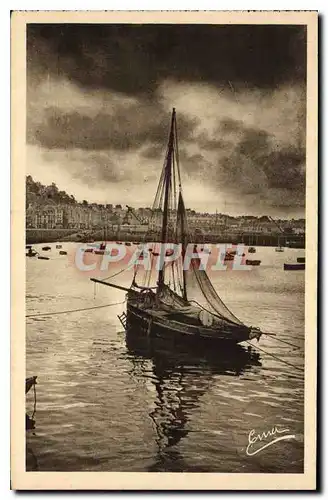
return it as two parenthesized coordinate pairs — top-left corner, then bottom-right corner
(29, 101), (200, 151)
(173, 118), (305, 200)
(27, 23), (307, 215)
(197, 132), (231, 152)
(211, 119), (305, 193)
(263, 148), (306, 190)
(141, 144), (165, 160)
(27, 24), (306, 95)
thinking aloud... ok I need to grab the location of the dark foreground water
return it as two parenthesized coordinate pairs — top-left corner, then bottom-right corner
(26, 244), (304, 473)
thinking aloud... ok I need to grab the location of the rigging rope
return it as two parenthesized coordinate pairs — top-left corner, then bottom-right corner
(26, 300), (126, 318)
(245, 340), (304, 372)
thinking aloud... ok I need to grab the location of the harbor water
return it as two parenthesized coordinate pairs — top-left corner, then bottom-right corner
(26, 244), (305, 472)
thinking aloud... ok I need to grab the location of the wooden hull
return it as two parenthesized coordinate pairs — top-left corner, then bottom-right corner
(125, 327), (262, 374)
(246, 260), (261, 266)
(127, 301), (251, 344)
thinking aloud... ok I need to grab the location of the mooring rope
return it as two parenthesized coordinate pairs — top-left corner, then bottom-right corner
(102, 264), (135, 281)
(245, 340), (303, 372)
(31, 382), (37, 420)
(261, 332), (302, 350)
(26, 300), (126, 318)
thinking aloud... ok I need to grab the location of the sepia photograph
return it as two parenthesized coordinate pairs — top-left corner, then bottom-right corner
(11, 10), (317, 490)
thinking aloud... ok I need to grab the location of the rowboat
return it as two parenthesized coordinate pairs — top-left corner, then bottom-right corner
(246, 259), (261, 266)
(284, 263), (305, 271)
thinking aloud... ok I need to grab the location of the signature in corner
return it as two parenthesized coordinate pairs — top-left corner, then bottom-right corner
(246, 425), (296, 456)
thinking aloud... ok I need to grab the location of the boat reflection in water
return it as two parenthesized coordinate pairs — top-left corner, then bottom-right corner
(125, 327), (261, 472)
(26, 414), (39, 471)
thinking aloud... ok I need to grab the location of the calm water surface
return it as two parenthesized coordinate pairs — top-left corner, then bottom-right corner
(26, 244), (304, 472)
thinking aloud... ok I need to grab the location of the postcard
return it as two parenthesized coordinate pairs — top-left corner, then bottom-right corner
(11, 10), (318, 490)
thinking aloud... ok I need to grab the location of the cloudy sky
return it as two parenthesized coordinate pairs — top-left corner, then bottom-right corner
(27, 23), (306, 217)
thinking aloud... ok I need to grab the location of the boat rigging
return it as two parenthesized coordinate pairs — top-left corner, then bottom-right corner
(90, 108), (262, 344)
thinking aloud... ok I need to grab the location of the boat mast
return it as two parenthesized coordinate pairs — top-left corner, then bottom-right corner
(158, 108), (176, 288)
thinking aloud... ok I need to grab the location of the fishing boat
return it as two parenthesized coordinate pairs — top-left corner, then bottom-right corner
(284, 263), (305, 271)
(59, 250), (67, 256)
(56, 244), (62, 249)
(246, 259), (261, 266)
(297, 257), (305, 263)
(42, 246), (51, 251)
(38, 255), (50, 260)
(248, 247), (256, 253)
(91, 109), (262, 345)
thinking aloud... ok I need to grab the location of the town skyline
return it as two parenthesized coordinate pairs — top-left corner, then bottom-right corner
(26, 175), (305, 221)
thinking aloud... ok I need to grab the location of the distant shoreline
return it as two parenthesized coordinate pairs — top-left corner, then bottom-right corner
(26, 229), (305, 248)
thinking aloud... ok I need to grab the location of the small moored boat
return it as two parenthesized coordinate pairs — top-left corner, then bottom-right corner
(248, 247), (256, 253)
(59, 250), (67, 255)
(284, 263), (305, 271)
(38, 255), (50, 260)
(56, 244), (62, 249)
(42, 246), (51, 251)
(246, 259), (261, 266)
(297, 257), (305, 263)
